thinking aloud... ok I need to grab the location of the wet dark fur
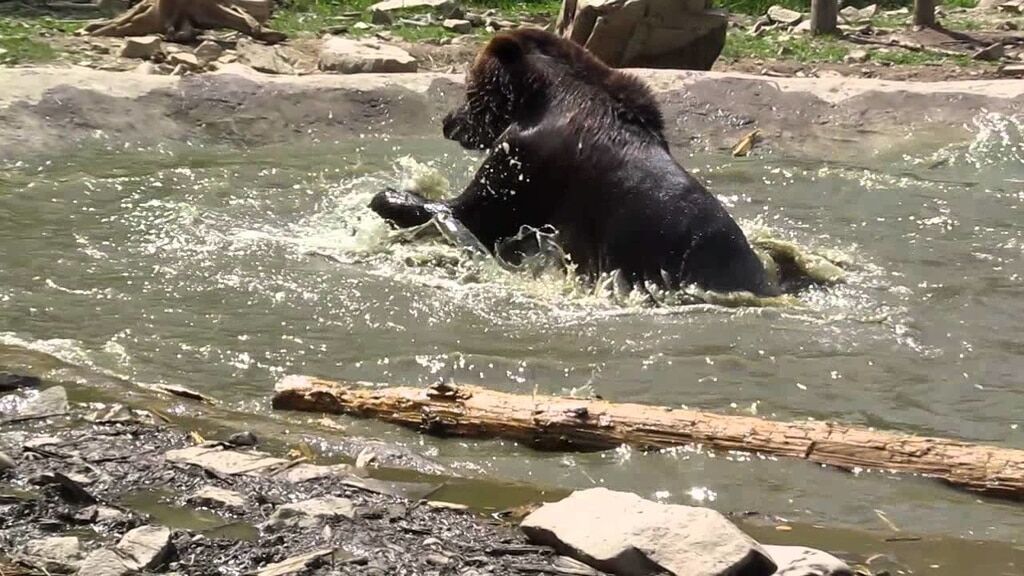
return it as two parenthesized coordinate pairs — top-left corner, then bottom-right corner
(370, 29), (776, 295)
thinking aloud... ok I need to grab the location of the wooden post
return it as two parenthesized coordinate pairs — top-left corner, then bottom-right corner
(914, 0), (936, 27)
(810, 0), (838, 35)
(273, 376), (1024, 500)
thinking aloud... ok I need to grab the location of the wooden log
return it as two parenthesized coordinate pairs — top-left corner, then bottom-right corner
(273, 375), (1024, 499)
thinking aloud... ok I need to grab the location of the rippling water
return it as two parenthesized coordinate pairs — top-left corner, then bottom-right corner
(1, 115), (1023, 571)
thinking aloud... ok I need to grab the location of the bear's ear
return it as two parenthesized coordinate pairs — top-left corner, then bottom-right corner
(487, 34), (524, 66)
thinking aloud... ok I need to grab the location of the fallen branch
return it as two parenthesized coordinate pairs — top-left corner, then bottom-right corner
(273, 376), (1024, 499)
(843, 34), (967, 58)
(80, 0), (284, 43)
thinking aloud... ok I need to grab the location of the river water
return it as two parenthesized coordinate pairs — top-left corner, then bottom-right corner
(1, 114), (1023, 574)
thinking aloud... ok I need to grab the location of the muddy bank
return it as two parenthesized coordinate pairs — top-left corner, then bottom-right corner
(0, 66), (1021, 162)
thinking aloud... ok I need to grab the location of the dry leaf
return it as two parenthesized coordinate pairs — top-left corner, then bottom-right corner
(732, 129), (761, 157)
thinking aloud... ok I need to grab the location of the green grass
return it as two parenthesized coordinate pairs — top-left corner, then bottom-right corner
(272, 0), (559, 38)
(716, 0), (977, 16)
(722, 29), (849, 63)
(0, 15), (81, 65)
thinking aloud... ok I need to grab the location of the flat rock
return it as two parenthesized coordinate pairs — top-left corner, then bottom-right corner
(188, 485), (246, 512)
(763, 546), (852, 576)
(255, 548), (335, 576)
(165, 445), (288, 475)
(193, 40), (224, 65)
(521, 488), (775, 576)
(20, 386), (68, 418)
(116, 525), (172, 570)
(21, 536), (85, 572)
(275, 462), (353, 483)
(76, 549), (132, 576)
(973, 43), (1005, 61)
(236, 39), (296, 74)
(443, 18), (472, 33)
(266, 496), (355, 530)
(368, 0), (455, 12)
(767, 5), (803, 25)
(120, 35), (162, 60)
(318, 37), (417, 74)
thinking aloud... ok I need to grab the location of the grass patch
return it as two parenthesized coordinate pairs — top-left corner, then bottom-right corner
(722, 29), (849, 63)
(870, 48), (974, 66)
(0, 13), (82, 65)
(273, 0), (559, 38)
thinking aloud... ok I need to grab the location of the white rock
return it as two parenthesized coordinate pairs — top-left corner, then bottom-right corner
(116, 525), (173, 570)
(443, 18), (473, 33)
(521, 487), (775, 576)
(21, 536), (85, 572)
(318, 37), (418, 74)
(763, 545), (852, 576)
(169, 52), (201, 69)
(793, 20), (813, 34)
(164, 445), (287, 475)
(194, 40), (224, 65)
(368, 0), (456, 13)
(767, 5), (803, 25)
(843, 49), (870, 64)
(266, 496), (355, 530)
(188, 485), (247, 512)
(120, 36), (163, 60)
(76, 549), (131, 576)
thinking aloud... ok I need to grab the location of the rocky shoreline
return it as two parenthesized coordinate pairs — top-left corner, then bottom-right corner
(1, 383), (569, 576)
(1, 379), (864, 576)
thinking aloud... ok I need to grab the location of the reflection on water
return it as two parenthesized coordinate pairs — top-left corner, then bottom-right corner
(1, 115), (1023, 573)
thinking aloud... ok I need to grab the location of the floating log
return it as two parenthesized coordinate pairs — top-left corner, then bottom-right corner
(273, 376), (1024, 499)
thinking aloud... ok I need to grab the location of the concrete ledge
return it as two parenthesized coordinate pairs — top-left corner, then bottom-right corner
(1, 65), (1021, 160)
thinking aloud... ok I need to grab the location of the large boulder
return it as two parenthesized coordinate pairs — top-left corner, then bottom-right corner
(318, 37), (418, 74)
(520, 488), (776, 576)
(555, 0), (727, 70)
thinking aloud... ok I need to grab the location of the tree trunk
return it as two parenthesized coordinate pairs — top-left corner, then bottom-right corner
(914, 0), (937, 27)
(810, 0), (838, 35)
(273, 376), (1024, 499)
(81, 0), (284, 43)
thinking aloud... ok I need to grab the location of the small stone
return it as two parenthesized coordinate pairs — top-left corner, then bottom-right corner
(762, 545), (852, 576)
(999, 63), (1024, 76)
(254, 549), (334, 576)
(21, 386), (68, 418)
(168, 52), (201, 69)
(194, 40), (224, 64)
(860, 3), (879, 18)
(353, 21), (373, 30)
(75, 505), (126, 523)
(228, 431), (258, 447)
(972, 42), (1005, 61)
(793, 20), (813, 34)
(120, 35), (163, 60)
(843, 49), (870, 64)
(839, 6), (861, 21)
(767, 5), (803, 25)
(466, 12), (485, 26)
(76, 549), (131, 576)
(116, 525), (173, 570)
(266, 496), (355, 530)
(0, 451), (14, 471)
(188, 486), (246, 512)
(443, 18), (472, 34)
(21, 536), (85, 573)
(425, 553), (450, 566)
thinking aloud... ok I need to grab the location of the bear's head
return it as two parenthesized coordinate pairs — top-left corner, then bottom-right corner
(442, 33), (536, 150)
(442, 29), (667, 151)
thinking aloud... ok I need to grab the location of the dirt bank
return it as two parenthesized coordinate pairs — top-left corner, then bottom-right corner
(0, 65), (1021, 163)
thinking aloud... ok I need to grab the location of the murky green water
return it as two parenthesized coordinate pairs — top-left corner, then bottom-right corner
(2, 114), (1023, 574)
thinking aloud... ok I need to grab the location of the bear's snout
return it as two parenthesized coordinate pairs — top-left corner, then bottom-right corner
(442, 111), (462, 141)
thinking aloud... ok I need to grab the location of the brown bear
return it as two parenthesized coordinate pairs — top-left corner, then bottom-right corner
(370, 28), (777, 296)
